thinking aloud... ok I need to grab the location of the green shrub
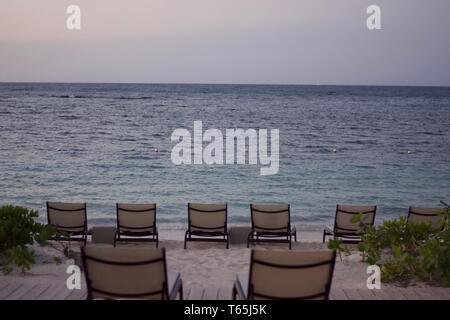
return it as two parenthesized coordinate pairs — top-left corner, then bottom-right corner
(358, 207), (450, 286)
(0, 205), (56, 273)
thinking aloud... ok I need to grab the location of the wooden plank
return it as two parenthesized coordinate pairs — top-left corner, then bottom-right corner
(411, 288), (437, 300)
(65, 288), (87, 300)
(217, 287), (232, 300)
(183, 287), (191, 301)
(431, 287), (450, 300)
(330, 288), (349, 300)
(52, 286), (75, 300)
(0, 281), (9, 292)
(356, 288), (378, 300)
(45, 283), (75, 300)
(187, 285), (205, 300)
(0, 282), (23, 299)
(5, 283), (36, 300)
(36, 283), (64, 300)
(203, 286), (219, 300)
(384, 287), (407, 300)
(396, 287), (417, 300)
(342, 289), (364, 300)
(18, 283), (51, 300)
(372, 289), (396, 300)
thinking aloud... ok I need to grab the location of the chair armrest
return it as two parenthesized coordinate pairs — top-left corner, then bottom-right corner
(324, 226), (334, 234)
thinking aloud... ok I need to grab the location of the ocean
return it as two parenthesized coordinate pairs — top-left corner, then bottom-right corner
(1, 83), (449, 228)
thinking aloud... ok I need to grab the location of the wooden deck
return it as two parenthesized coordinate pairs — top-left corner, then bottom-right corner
(0, 280), (449, 300)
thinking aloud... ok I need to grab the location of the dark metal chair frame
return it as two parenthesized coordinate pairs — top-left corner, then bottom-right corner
(233, 249), (337, 300)
(323, 205), (377, 243)
(81, 247), (183, 300)
(407, 206), (440, 221)
(247, 204), (296, 250)
(407, 206), (444, 231)
(115, 203), (159, 247)
(46, 201), (88, 244)
(184, 203), (229, 249)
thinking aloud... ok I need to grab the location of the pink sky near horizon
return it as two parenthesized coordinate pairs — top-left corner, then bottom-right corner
(1, 0), (449, 86)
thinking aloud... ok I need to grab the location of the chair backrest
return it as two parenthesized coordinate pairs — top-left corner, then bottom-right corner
(248, 249), (336, 300)
(408, 207), (443, 230)
(334, 205), (376, 235)
(250, 204), (290, 233)
(82, 245), (168, 300)
(116, 203), (156, 233)
(188, 203), (227, 232)
(46, 201), (87, 232)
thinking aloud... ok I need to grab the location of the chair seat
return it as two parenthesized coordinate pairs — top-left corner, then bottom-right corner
(119, 230), (157, 236)
(253, 227), (296, 237)
(91, 226), (117, 245)
(189, 230), (227, 237)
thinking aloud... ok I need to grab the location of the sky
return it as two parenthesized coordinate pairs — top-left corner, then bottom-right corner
(0, 0), (449, 86)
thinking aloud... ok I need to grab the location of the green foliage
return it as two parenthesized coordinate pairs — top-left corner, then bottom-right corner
(0, 205), (57, 274)
(358, 207), (450, 286)
(2, 246), (36, 273)
(53, 256), (63, 265)
(327, 238), (352, 263)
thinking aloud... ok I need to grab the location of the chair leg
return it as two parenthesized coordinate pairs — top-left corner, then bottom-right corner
(184, 231), (188, 249)
(232, 285), (237, 300)
(226, 235), (229, 249)
(322, 230), (326, 243)
(247, 232), (252, 248)
(289, 235), (292, 250)
(156, 234), (159, 248)
(179, 282), (183, 300)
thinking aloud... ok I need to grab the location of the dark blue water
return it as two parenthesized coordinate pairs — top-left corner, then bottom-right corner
(1, 83), (449, 227)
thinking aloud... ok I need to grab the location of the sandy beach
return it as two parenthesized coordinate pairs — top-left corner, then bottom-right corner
(2, 227), (448, 300)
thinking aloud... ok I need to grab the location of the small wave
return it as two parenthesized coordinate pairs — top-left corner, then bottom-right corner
(47, 94), (154, 100)
(418, 131), (443, 136)
(123, 155), (154, 160)
(58, 115), (81, 120)
(353, 165), (376, 169)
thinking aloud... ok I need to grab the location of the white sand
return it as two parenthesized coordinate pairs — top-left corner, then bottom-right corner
(0, 229), (436, 296)
(0, 230), (365, 291)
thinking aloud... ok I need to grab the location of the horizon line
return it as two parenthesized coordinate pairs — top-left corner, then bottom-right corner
(1, 81), (450, 89)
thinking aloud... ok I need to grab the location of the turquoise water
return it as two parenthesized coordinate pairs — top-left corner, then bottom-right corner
(0, 83), (449, 226)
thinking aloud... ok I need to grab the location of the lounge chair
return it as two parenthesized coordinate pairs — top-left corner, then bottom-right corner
(184, 203), (229, 249)
(233, 249), (336, 300)
(323, 204), (376, 243)
(46, 201), (88, 244)
(248, 204), (297, 250)
(116, 203), (158, 247)
(81, 245), (183, 300)
(407, 207), (443, 230)
(91, 226), (117, 246)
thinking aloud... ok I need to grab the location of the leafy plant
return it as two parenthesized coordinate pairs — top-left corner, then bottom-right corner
(328, 212), (371, 262)
(327, 238), (351, 262)
(0, 205), (57, 274)
(358, 206), (450, 286)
